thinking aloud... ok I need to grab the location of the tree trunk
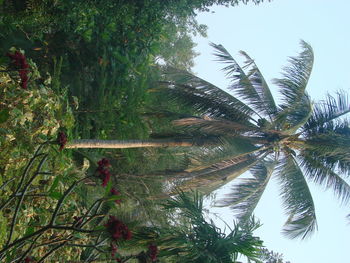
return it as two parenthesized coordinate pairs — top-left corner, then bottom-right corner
(65, 138), (197, 149)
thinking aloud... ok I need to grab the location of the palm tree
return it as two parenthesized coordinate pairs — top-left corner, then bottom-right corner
(132, 191), (264, 263)
(66, 41), (350, 239)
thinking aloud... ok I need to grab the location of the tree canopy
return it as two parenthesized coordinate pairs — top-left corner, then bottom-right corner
(161, 41), (350, 239)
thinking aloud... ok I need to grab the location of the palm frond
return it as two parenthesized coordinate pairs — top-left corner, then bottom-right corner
(178, 154), (263, 193)
(300, 152), (350, 204)
(225, 217), (264, 263)
(173, 116), (259, 136)
(303, 91), (350, 135)
(275, 93), (313, 134)
(217, 160), (276, 223)
(159, 192), (263, 263)
(303, 128), (350, 174)
(163, 190), (204, 222)
(239, 50), (278, 120)
(185, 137), (260, 172)
(273, 40), (314, 110)
(162, 69), (258, 125)
(277, 154), (317, 239)
(211, 43), (274, 121)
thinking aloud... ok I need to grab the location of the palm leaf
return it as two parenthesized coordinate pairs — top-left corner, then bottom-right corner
(211, 43), (272, 120)
(161, 191), (263, 263)
(273, 40), (314, 110)
(239, 50), (278, 120)
(178, 153), (265, 193)
(173, 116), (260, 136)
(300, 152), (350, 204)
(217, 160), (276, 223)
(163, 190), (204, 222)
(276, 154), (317, 239)
(275, 93), (313, 134)
(184, 137), (261, 172)
(303, 128), (350, 174)
(162, 69), (258, 124)
(303, 91), (350, 135)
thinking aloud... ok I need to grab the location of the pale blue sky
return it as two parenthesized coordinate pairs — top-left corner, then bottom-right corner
(193, 1), (350, 262)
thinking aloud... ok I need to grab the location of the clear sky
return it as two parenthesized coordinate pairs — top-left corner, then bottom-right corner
(193, 1), (350, 262)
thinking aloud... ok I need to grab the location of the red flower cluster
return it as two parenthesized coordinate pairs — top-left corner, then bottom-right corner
(104, 215), (132, 241)
(24, 256), (34, 263)
(111, 243), (118, 258)
(97, 158), (112, 187)
(110, 187), (122, 205)
(6, 51), (30, 89)
(57, 132), (67, 151)
(148, 244), (159, 262)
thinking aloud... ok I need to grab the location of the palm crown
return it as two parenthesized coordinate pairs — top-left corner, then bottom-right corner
(165, 40), (350, 239)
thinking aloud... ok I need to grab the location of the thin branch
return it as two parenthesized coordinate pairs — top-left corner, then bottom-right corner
(17, 232), (44, 263)
(6, 154), (48, 246)
(0, 143), (47, 211)
(67, 243), (106, 253)
(50, 176), (91, 225)
(35, 238), (73, 248)
(0, 177), (16, 191)
(80, 199), (104, 227)
(37, 241), (68, 263)
(0, 226), (50, 256)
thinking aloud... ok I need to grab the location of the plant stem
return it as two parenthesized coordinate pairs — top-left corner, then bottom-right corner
(50, 176), (91, 225)
(0, 226), (50, 256)
(6, 154), (48, 246)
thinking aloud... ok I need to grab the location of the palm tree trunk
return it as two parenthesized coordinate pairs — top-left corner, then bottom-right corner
(65, 138), (197, 149)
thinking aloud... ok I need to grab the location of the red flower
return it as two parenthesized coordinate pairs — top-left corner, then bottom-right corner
(101, 169), (111, 187)
(104, 216), (132, 241)
(148, 244), (158, 262)
(57, 132), (67, 151)
(110, 188), (122, 205)
(24, 256), (34, 263)
(97, 158), (112, 187)
(111, 242), (118, 258)
(98, 158), (111, 167)
(6, 51), (30, 89)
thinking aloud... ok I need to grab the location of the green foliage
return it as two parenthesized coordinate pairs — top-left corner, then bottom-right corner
(259, 248), (291, 263)
(0, 50), (74, 182)
(133, 191), (264, 263)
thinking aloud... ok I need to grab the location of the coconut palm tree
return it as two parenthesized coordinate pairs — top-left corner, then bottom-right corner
(66, 41), (350, 239)
(163, 41), (350, 239)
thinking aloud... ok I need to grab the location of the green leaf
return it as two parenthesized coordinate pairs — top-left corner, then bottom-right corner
(0, 109), (10, 124)
(106, 195), (122, 202)
(217, 160), (275, 222)
(73, 232), (84, 239)
(94, 225), (105, 231)
(48, 176), (61, 194)
(273, 40), (314, 111)
(24, 226), (35, 236)
(104, 180), (112, 196)
(49, 191), (63, 200)
(277, 155), (317, 239)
